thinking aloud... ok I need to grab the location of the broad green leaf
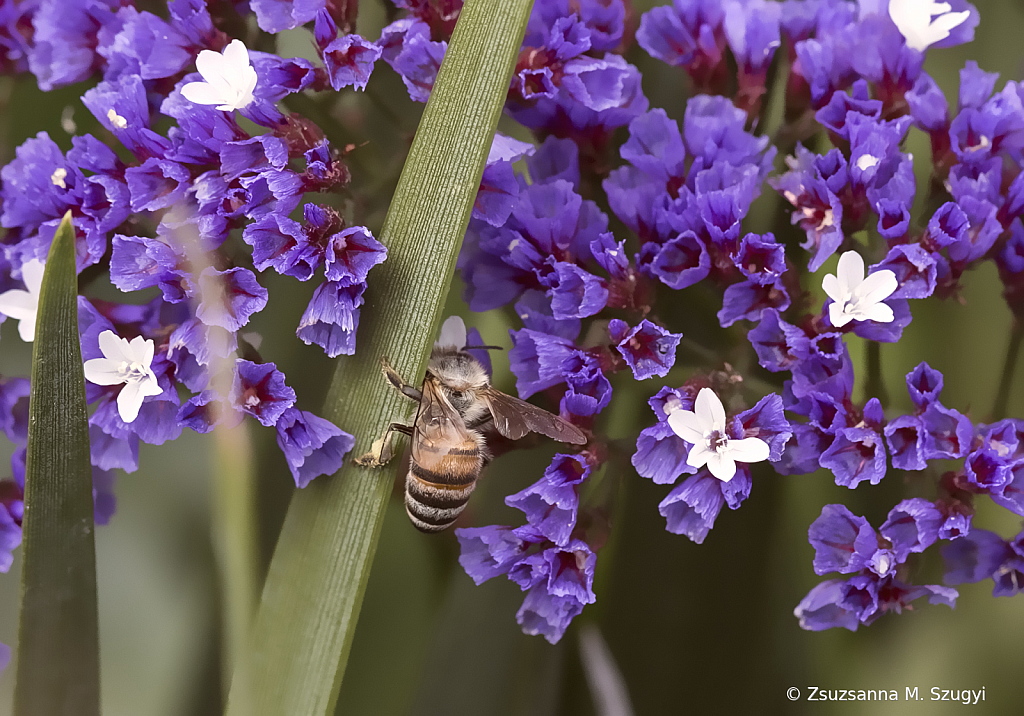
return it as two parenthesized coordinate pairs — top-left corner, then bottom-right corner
(14, 212), (100, 716)
(224, 1), (534, 714)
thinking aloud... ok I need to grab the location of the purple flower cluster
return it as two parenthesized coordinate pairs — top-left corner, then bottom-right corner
(457, 453), (597, 644)
(633, 385), (791, 543)
(0, 0), (408, 511)
(434, 0), (1024, 639)
(796, 502), (957, 631)
(0, 0), (1020, 650)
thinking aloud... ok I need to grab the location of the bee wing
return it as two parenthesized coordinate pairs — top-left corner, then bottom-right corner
(481, 388), (587, 445)
(412, 378), (475, 470)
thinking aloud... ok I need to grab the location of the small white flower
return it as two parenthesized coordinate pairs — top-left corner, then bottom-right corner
(180, 39), (258, 112)
(888, 0), (970, 52)
(667, 388), (770, 482)
(0, 259), (45, 342)
(822, 250), (898, 328)
(83, 330), (163, 423)
(106, 108), (127, 130)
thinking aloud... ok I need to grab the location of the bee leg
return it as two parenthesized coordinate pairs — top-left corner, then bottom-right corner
(355, 422), (414, 468)
(380, 356), (423, 402)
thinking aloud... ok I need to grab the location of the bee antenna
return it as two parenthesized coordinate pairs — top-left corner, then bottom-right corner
(463, 344), (504, 351)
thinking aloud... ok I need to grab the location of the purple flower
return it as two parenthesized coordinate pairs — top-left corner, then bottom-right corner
(718, 278), (791, 327)
(880, 499), (943, 563)
(275, 408), (354, 487)
(943, 528), (1024, 597)
(632, 387), (697, 486)
(0, 480), (23, 572)
(884, 415), (928, 471)
(921, 401), (974, 460)
(296, 280), (365, 357)
(509, 327), (576, 398)
(511, 541), (596, 644)
(808, 504), (882, 576)
(177, 390), (240, 434)
(609, 319), (681, 380)
(649, 232), (710, 290)
(797, 502), (958, 630)
(560, 351), (612, 418)
(456, 525), (531, 585)
(323, 34), (381, 91)
(109, 235), (193, 302)
(252, 0), (326, 33)
(506, 454), (591, 546)
(324, 225), (387, 284)
(195, 267), (269, 332)
(230, 360), (296, 427)
(658, 473), (728, 544)
(747, 309), (810, 373)
(819, 426), (887, 489)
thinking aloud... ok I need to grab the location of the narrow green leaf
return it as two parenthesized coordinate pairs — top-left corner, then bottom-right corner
(224, 1), (534, 714)
(14, 211), (100, 716)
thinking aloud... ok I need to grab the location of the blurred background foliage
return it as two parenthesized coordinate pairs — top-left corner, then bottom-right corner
(0, 0), (1023, 714)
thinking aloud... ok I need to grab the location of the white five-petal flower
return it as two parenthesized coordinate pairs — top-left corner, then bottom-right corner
(667, 388), (770, 482)
(822, 250), (898, 328)
(888, 0), (970, 52)
(0, 259), (45, 342)
(83, 330), (163, 423)
(181, 39), (258, 112)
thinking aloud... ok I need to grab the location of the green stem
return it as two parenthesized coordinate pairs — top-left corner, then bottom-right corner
(991, 320), (1024, 421)
(223, 2), (534, 714)
(211, 421), (258, 691)
(864, 340), (888, 408)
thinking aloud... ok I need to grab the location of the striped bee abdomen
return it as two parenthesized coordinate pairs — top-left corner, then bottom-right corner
(405, 445), (481, 533)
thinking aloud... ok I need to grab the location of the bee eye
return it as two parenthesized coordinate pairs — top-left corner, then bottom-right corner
(450, 390), (464, 400)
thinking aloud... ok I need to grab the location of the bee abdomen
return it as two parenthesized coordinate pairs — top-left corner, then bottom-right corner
(405, 468), (477, 533)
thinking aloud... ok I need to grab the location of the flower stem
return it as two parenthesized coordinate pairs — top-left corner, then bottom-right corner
(864, 340), (888, 408)
(211, 421), (258, 691)
(223, 2), (535, 714)
(991, 320), (1024, 421)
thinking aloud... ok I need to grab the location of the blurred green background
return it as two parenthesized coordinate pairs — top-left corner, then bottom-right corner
(1, 0), (1024, 714)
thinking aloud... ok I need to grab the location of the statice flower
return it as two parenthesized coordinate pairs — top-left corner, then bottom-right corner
(457, 452), (599, 644)
(668, 388), (770, 482)
(0, 259), (44, 342)
(633, 383), (790, 543)
(181, 39), (258, 111)
(795, 503), (957, 630)
(83, 331), (163, 423)
(889, 0), (973, 52)
(943, 527), (1024, 597)
(822, 250), (898, 327)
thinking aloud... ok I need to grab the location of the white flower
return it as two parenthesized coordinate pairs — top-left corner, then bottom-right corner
(888, 0), (970, 52)
(667, 388), (770, 482)
(822, 250), (898, 328)
(83, 330), (163, 423)
(0, 259), (45, 342)
(180, 39), (258, 112)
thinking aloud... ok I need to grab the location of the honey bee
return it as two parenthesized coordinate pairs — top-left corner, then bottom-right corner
(355, 317), (587, 533)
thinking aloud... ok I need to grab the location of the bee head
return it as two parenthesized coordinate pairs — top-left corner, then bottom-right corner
(427, 350), (489, 413)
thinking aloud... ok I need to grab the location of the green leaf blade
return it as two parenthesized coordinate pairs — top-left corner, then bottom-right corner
(14, 212), (100, 716)
(224, 1), (534, 714)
